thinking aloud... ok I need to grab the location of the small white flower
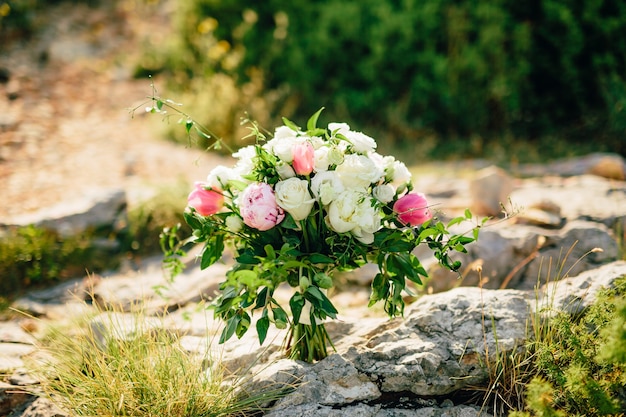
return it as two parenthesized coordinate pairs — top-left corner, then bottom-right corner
(311, 171), (344, 205)
(276, 161), (296, 179)
(314, 146), (330, 172)
(373, 184), (395, 203)
(390, 160), (412, 187)
(328, 122), (377, 153)
(206, 165), (238, 189)
(225, 215), (243, 233)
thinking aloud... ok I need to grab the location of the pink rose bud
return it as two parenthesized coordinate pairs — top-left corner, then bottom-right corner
(187, 182), (224, 216)
(393, 192), (433, 226)
(240, 183), (285, 231)
(292, 141), (315, 176)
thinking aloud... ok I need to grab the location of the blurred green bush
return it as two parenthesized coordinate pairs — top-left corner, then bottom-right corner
(148, 0), (626, 159)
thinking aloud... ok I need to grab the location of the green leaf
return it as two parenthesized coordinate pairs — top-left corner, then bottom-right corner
(313, 272), (333, 289)
(231, 269), (258, 287)
(281, 117), (300, 132)
(254, 287), (269, 309)
(289, 293), (304, 325)
(308, 253), (335, 264)
(307, 107), (325, 131)
(272, 306), (289, 329)
(447, 216), (465, 227)
(306, 286), (325, 301)
(220, 314), (240, 344)
(465, 208), (472, 219)
(200, 234), (224, 269)
(256, 312), (270, 345)
(236, 311), (251, 338)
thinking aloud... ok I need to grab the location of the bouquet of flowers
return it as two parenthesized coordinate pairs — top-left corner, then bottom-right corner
(166, 108), (481, 362)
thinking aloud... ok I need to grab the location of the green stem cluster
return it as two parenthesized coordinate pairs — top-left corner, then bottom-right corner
(286, 322), (334, 362)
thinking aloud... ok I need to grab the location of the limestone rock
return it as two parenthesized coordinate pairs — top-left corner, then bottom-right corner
(2, 188), (126, 237)
(469, 166), (514, 217)
(428, 219), (618, 292)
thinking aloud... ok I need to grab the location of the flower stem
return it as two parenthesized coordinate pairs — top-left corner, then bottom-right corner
(286, 322), (334, 362)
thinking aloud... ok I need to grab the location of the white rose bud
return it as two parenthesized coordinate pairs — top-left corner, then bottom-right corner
(373, 184), (395, 203)
(276, 161), (296, 179)
(225, 215), (243, 233)
(274, 178), (315, 221)
(391, 160), (412, 186)
(206, 165), (238, 189)
(327, 146), (345, 166)
(314, 146), (330, 172)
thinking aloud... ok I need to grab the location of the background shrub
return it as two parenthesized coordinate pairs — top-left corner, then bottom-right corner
(151, 0), (626, 160)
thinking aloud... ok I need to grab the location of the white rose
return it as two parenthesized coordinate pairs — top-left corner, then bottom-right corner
(373, 184), (395, 203)
(326, 190), (362, 233)
(351, 199), (382, 244)
(343, 130), (377, 153)
(335, 154), (384, 190)
(390, 160), (412, 187)
(328, 122), (377, 153)
(206, 165), (238, 189)
(313, 146), (330, 172)
(311, 171), (344, 205)
(327, 190), (381, 243)
(232, 145), (256, 178)
(274, 178), (315, 221)
(274, 125), (299, 139)
(309, 135), (325, 149)
(225, 215), (243, 233)
(262, 137), (296, 162)
(328, 122), (351, 134)
(276, 161), (296, 179)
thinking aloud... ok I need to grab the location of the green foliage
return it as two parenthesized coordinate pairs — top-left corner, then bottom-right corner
(514, 276), (626, 416)
(124, 184), (189, 255)
(156, 0), (626, 159)
(0, 185), (188, 299)
(0, 225), (108, 295)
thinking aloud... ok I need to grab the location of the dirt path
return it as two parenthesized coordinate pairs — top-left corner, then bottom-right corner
(0, 1), (225, 220)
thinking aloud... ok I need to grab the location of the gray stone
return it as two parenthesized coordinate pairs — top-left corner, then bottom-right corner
(469, 166), (514, 217)
(8, 396), (68, 417)
(2, 188), (126, 237)
(537, 260), (626, 315)
(515, 152), (626, 180)
(427, 219), (618, 292)
(510, 175), (626, 227)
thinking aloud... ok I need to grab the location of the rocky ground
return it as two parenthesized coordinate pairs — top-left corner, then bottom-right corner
(1, 2), (626, 417)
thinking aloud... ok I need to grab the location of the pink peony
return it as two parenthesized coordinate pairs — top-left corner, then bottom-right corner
(393, 193), (432, 226)
(240, 183), (285, 231)
(187, 182), (224, 216)
(292, 142), (315, 176)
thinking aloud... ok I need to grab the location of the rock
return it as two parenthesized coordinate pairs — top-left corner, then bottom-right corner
(515, 152), (626, 179)
(587, 154), (626, 180)
(8, 396), (68, 417)
(1, 188), (127, 237)
(0, 381), (31, 416)
(469, 166), (514, 217)
(428, 218), (618, 292)
(510, 175), (626, 227)
(538, 260), (626, 314)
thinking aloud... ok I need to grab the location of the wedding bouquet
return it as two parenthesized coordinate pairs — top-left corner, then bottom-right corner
(170, 109), (481, 362)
